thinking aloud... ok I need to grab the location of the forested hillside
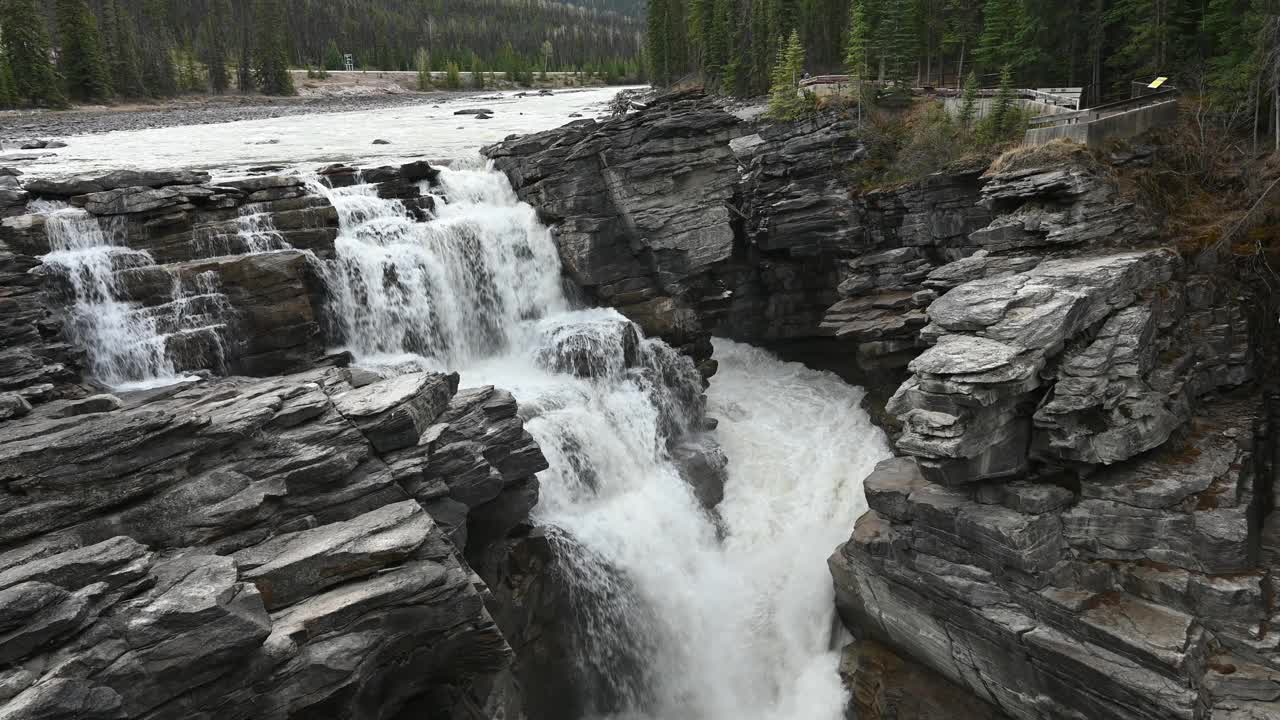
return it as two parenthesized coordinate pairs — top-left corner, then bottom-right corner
(0, 0), (647, 108)
(649, 0), (1279, 111)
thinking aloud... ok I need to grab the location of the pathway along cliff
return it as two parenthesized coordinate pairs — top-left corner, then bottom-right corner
(0, 92), (891, 719)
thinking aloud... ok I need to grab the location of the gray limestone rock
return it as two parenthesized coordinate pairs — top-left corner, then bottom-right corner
(233, 500), (435, 610)
(331, 371), (458, 453)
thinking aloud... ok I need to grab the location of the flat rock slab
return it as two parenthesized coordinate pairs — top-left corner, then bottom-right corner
(331, 371), (457, 453)
(233, 500), (435, 610)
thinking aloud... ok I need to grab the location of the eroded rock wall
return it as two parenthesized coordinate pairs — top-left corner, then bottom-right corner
(485, 92), (1280, 719)
(0, 164), (550, 719)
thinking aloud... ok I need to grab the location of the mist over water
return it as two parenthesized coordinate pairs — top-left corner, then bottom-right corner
(322, 161), (891, 719)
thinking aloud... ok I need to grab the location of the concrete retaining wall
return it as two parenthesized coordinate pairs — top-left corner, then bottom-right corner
(1024, 99), (1178, 148)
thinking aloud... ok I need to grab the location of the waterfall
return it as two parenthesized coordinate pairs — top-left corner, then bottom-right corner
(36, 202), (181, 389)
(321, 161), (891, 720)
(33, 200), (268, 389)
(236, 205), (291, 253)
(313, 167), (563, 369)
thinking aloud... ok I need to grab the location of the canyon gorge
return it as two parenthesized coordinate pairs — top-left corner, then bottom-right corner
(0, 87), (1276, 720)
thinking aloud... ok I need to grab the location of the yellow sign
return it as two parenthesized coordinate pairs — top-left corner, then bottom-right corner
(1148, 76), (1168, 89)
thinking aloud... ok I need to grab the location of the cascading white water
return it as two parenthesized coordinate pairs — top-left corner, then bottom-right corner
(35, 201), (180, 388)
(313, 167), (564, 369)
(323, 161), (890, 720)
(237, 205), (291, 253)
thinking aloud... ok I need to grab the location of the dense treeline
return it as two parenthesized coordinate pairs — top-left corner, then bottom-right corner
(649, 0), (1280, 120)
(0, 0), (646, 108)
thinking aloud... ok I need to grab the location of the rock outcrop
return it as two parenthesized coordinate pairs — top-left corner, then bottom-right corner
(0, 359), (547, 719)
(485, 92), (1279, 720)
(0, 163), (434, 400)
(0, 160), (560, 719)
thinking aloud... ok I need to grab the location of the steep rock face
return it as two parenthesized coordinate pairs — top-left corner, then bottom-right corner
(0, 161), (561, 719)
(0, 362), (547, 719)
(485, 90), (742, 373)
(829, 163), (1270, 719)
(485, 94), (1278, 719)
(484, 92), (993, 395)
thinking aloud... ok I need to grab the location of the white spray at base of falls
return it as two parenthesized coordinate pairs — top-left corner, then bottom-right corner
(321, 161), (891, 719)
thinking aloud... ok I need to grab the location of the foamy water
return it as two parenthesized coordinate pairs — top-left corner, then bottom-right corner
(27, 99), (891, 717)
(6, 87), (629, 179)
(321, 163), (891, 719)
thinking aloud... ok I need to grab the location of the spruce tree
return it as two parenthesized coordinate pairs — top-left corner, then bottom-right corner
(2, 0), (67, 107)
(201, 0), (231, 94)
(56, 0), (112, 102)
(958, 69), (978, 128)
(139, 0), (176, 97)
(325, 40), (344, 71)
(415, 48), (431, 90)
(471, 54), (485, 88)
(647, 0), (672, 84)
(767, 30), (812, 119)
(445, 61), (462, 89)
(978, 63), (1016, 141)
(253, 0), (294, 96)
(883, 0), (917, 91)
(0, 51), (17, 108)
(975, 0), (1031, 73)
(845, 0), (871, 79)
(102, 0), (146, 98)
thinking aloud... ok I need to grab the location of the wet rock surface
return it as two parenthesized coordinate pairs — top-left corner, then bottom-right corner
(0, 361), (547, 719)
(0, 160), (440, 397)
(486, 90), (1279, 720)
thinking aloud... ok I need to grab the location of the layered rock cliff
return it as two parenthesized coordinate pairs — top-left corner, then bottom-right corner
(0, 164), (554, 719)
(484, 91), (1280, 719)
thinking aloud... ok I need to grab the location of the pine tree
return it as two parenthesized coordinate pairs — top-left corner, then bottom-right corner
(1, 0), (67, 107)
(102, 0), (145, 98)
(943, 0), (982, 88)
(1106, 0), (1184, 81)
(976, 0), (1032, 73)
(416, 48), (431, 90)
(748, 0), (773, 94)
(253, 0), (294, 96)
(445, 61), (462, 89)
(200, 0), (231, 94)
(959, 69), (978, 128)
(471, 54), (485, 88)
(648, 0), (672, 84)
(56, 0), (112, 102)
(139, 0), (177, 97)
(979, 63), (1017, 141)
(845, 0), (871, 79)
(883, 0), (918, 91)
(325, 40), (343, 71)
(0, 51), (17, 108)
(705, 0), (732, 78)
(768, 30), (813, 119)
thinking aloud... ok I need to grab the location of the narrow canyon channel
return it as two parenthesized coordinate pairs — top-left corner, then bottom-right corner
(11, 89), (890, 719)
